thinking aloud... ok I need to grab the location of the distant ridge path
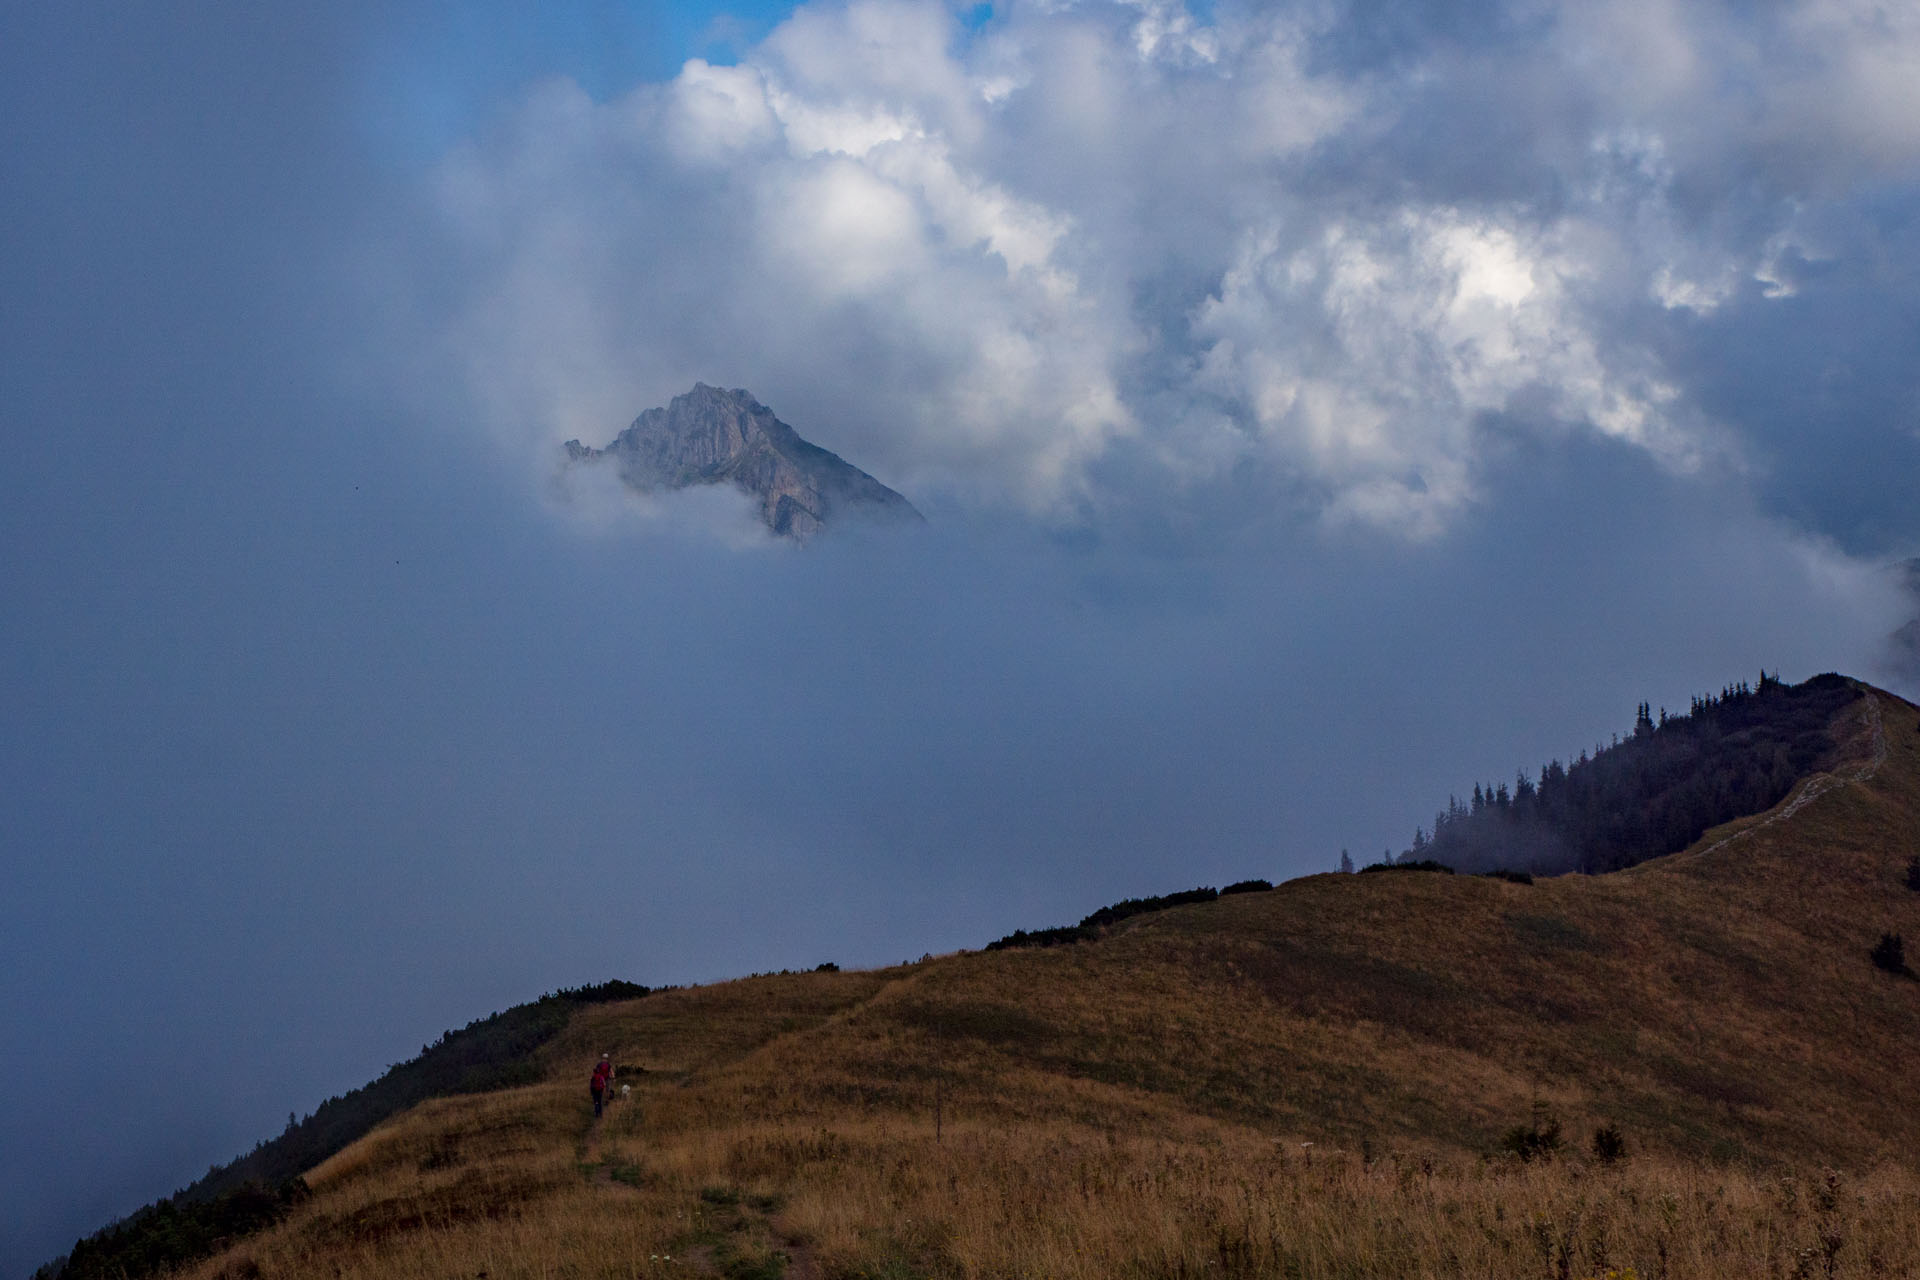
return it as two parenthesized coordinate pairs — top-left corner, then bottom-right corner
(1681, 687), (1886, 863)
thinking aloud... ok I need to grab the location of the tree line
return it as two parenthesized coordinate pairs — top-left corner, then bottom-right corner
(986, 880), (1274, 951)
(1400, 672), (1856, 876)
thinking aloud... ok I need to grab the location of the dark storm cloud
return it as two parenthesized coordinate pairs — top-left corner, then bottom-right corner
(5, 2), (1920, 1276)
(1668, 193), (1920, 553)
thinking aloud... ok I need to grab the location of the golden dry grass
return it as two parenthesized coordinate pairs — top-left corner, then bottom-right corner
(173, 685), (1920, 1279)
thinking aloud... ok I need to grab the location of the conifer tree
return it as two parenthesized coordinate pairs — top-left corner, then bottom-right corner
(1406, 674), (1852, 878)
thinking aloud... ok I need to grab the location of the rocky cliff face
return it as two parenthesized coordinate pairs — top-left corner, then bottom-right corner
(564, 385), (921, 541)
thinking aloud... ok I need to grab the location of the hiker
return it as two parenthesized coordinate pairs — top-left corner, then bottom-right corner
(590, 1053), (613, 1118)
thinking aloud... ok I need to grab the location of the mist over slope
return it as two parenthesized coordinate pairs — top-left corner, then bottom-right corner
(1407, 672), (1859, 875)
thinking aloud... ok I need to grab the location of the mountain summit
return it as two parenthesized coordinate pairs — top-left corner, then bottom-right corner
(563, 384), (921, 540)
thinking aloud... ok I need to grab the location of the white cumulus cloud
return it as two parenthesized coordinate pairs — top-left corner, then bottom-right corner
(391, 0), (1920, 542)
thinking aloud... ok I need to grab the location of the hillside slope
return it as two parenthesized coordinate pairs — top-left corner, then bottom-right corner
(82, 681), (1920, 1279)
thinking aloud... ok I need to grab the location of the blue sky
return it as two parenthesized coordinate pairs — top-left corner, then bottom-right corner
(4, 1), (1920, 1273)
(357, 1), (804, 162)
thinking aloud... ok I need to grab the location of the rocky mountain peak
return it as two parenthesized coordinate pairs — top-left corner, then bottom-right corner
(563, 385), (920, 541)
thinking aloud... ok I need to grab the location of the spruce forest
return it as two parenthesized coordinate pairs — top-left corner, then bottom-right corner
(1404, 671), (1856, 875)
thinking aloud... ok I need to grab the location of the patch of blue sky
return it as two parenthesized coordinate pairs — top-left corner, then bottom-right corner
(354, 1), (1206, 172)
(356, 0), (802, 168)
(648, 0), (800, 71)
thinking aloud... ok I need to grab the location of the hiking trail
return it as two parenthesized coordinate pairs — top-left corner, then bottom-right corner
(1682, 688), (1886, 864)
(582, 1093), (822, 1280)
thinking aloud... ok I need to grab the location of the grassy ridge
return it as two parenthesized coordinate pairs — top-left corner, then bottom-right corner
(62, 682), (1920, 1278)
(50, 981), (649, 1280)
(200, 981), (650, 1198)
(202, 1081), (1920, 1280)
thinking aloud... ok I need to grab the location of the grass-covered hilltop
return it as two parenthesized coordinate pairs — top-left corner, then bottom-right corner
(46, 674), (1920, 1280)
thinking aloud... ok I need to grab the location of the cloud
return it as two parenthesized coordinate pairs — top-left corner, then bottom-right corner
(383, 0), (1920, 555)
(550, 453), (783, 548)
(401, 20), (1139, 511)
(1189, 207), (1710, 535)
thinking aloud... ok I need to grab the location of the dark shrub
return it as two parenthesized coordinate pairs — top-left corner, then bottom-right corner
(1482, 869), (1534, 885)
(551, 979), (651, 1004)
(1871, 932), (1907, 973)
(1221, 878), (1273, 895)
(1501, 1106), (1563, 1162)
(1079, 888), (1218, 929)
(1360, 859), (1455, 874)
(813, 961), (840, 972)
(984, 925), (1088, 951)
(1591, 1124), (1627, 1164)
(1905, 858), (1920, 892)
(987, 885), (1226, 950)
